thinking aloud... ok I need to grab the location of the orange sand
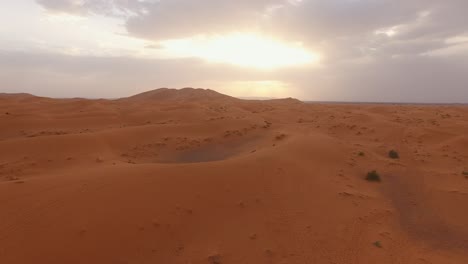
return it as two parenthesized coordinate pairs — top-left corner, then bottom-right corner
(1, 88), (467, 263)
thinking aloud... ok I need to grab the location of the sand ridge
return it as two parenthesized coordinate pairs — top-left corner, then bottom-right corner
(1, 88), (468, 263)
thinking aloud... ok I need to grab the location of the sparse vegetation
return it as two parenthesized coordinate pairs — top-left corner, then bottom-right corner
(373, 241), (383, 248)
(389, 150), (399, 159)
(463, 171), (468, 176)
(275, 134), (287, 140)
(208, 254), (222, 264)
(366, 170), (381, 182)
(358, 151), (365, 157)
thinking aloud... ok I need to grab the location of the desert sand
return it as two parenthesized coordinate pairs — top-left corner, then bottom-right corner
(0, 88), (467, 264)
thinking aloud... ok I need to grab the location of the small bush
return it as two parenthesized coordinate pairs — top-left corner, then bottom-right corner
(389, 150), (399, 159)
(208, 254), (222, 264)
(275, 134), (287, 140)
(366, 170), (381, 182)
(463, 171), (468, 176)
(373, 241), (383, 248)
(358, 152), (365, 157)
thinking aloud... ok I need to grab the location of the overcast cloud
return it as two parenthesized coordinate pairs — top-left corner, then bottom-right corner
(0, 0), (467, 102)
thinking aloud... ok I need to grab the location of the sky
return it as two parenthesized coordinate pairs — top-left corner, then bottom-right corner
(0, 0), (467, 102)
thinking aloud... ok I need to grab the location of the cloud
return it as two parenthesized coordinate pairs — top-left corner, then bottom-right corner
(35, 0), (468, 57)
(125, 0), (285, 40)
(36, 0), (284, 36)
(35, 0), (146, 16)
(34, 0), (430, 51)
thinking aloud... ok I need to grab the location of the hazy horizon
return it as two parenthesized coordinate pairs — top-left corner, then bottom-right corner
(1, 1), (468, 103)
(2, 87), (468, 105)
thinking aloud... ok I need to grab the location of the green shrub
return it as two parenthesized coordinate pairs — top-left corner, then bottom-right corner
(366, 170), (381, 182)
(373, 241), (383, 248)
(389, 150), (399, 159)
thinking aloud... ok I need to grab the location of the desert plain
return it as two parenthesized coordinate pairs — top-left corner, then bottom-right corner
(0, 88), (467, 264)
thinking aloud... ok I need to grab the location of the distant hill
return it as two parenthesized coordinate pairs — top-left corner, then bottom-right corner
(123, 88), (237, 102)
(0, 93), (37, 98)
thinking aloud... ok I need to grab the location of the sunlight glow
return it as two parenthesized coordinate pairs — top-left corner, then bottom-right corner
(198, 80), (291, 99)
(160, 33), (320, 69)
(222, 80), (289, 97)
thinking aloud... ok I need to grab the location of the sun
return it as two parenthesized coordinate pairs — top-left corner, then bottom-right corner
(160, 33), (320, 70)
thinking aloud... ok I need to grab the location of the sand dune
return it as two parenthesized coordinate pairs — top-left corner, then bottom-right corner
(1, 88), (467, 264)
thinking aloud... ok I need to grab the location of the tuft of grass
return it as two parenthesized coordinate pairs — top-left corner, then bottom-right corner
(358, 151), (365, 157)
(366, 170), (381, 182)
(389, 150), (400, 159)
(373, 241), (383, 248)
